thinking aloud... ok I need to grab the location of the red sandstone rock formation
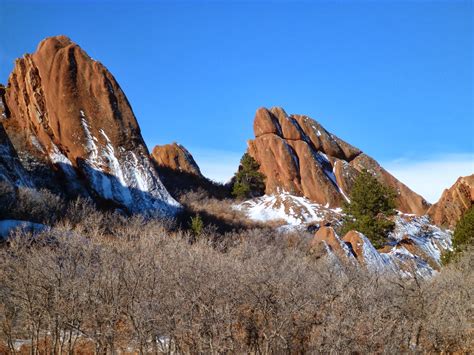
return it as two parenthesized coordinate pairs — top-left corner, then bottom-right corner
(342, 231), (368, 261)
(428, 174), (474, 229)
(248, 107), (430, 214)
(311, 226), (350, 258)
(1, 35), (179, 215)
(151, 143), (202, 177)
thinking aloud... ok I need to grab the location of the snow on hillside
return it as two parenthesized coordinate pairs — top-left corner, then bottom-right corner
(235, 190), (341, 225)
(391, 214), (452, 262)
(63, 111), (181, 215)
(237, 193), (452, 277)
(0, 220), (48, 240)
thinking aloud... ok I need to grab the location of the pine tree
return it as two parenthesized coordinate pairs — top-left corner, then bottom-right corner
(231, 153), (265, 199)
(442, 206), (474, 264)
(341, 170), (397, 248)
(189, 214), (204, 236)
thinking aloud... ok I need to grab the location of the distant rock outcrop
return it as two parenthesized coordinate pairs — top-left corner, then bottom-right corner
(247, 107), (430, 215)
(151, 143), (202, 177)
(428, 174), (474, 229)
(1, 36), (179, 215)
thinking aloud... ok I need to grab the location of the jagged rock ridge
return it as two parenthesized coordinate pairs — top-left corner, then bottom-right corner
(248, 107), (430, 215)
(310, 216), (451, 277)
(428, 174), (474, 229)
(1, 35), (179, 215)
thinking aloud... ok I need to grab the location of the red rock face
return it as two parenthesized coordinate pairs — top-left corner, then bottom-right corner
(428, 174), (474, 229)
(349, 154), (430, 215)
(151, 143), (202, 177)
(248, 107), (430, 214)
(1, 36), (179, 215)
(342, 231), (367, 262)
(311, 226), (349, 258)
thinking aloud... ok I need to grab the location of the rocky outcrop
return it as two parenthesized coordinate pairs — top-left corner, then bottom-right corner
(151, 143), (202, 176)
(248, 107), (430, 214)
(307, 217), (450, 276)
(1, 36), (179, 215)
(343, 231), (380, 265)
(311, 226), (352, 258)
(0, 85), (9, 119)
(349, 154), (429, 215)
(428, 175), (474, 229)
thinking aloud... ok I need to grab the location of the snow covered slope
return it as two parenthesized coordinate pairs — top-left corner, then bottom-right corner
(235, 190), (341, 226)
(238, 192), (451, 277)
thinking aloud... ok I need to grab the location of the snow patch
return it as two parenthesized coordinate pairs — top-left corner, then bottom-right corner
(235, 191), (340, 226)
(0, 220), (48, 239)
(76, 110), (179, 215)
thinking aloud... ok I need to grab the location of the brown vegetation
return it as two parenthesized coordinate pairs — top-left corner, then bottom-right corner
(0, 201), (472, 353)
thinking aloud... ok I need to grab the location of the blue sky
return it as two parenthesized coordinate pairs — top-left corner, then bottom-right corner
(0, 0), (472, 201)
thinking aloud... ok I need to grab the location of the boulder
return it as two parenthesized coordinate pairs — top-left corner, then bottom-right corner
(342, 230), (390, 269)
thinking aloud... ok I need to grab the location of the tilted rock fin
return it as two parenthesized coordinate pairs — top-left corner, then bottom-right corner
(428, 174), (474, 228)
(248, 107), (430, 215)
(1, 35), (179, 215)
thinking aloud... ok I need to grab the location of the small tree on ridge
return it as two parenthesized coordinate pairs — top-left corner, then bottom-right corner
(341, 170), (397, 248)
(231, 153), (265, 199)
(442, 206), (474, 264)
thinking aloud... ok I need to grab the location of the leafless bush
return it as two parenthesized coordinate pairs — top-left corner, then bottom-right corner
(0, 215), (472, 354)
(0, 183), (65, 224)
(178, 190), (284, 236)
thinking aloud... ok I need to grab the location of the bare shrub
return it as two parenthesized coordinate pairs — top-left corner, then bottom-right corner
(0, 183), (65, 224)
(0, 213), (472, 353)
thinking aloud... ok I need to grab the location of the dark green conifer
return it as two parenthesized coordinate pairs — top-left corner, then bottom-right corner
(341, 170), (397, 248)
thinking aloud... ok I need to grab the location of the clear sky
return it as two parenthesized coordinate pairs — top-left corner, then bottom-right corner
(0, 0), (472, 202)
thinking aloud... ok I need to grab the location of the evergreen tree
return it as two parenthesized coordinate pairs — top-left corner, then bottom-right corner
(189, 213), (204, 236)
(341, 170), (397, 248)
(231, 153), (265, 199)
(442, 206), (474, 264)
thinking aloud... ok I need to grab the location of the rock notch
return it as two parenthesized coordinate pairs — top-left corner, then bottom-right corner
(247, 107), (430, 215)
(1, 35), (179, 215)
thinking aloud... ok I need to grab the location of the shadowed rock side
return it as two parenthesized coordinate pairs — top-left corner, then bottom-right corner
(0, 86), (30, 187)
(151, 143), (202, 177)
(428, 174), (474, 229)
(1, 35), (179, 215)
(0, 123), (32, 188)
(247, 107), (430, 215)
